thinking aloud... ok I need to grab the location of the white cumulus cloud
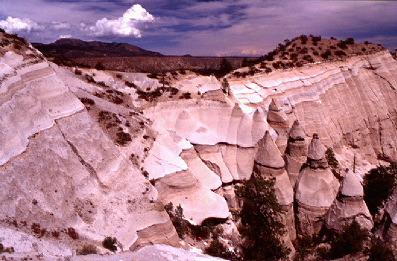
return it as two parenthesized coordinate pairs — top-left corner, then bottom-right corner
(84, 4), (155, 38)
(0, 16), (42, 33)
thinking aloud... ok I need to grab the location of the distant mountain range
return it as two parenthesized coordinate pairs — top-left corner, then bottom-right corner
(32, 38), (163, 58)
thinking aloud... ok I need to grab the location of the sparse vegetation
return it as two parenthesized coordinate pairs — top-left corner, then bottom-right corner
(77, 244), (98, 255)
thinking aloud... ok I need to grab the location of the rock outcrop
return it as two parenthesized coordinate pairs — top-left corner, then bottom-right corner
(267, 98), (290, 153)
(377, 188), (397, 243)
(254, 131), (295, 242)
(229, 50), (397, 163)
(0, 33), (180, 257)
(325, 169), (373, 231)
(295, 134), (340, 235)
(3, 32), (397, 259)
(285, 120), (308, 187)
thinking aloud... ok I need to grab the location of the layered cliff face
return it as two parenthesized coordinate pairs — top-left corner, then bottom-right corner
(0, 32), (180, 257)
(229, 50), (397, 164)
(2, 31), (397, 259)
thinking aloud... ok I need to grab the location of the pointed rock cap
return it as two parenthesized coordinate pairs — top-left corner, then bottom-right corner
(269, 98), (282, 111)
(341, 169), (364, 197)
(267, 99), (289, 126)
(289, 120), (306, 140)
(255, 131), (285, 169)
(308, 133), (326, 160)
(231, 103), (244, 117)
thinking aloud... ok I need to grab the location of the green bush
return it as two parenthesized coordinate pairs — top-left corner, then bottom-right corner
(218, 58), (233, 77)
(363, 164), (397, 216)
(95, 62), (105, 70)
(326, 148), (341, 179)
(235, 173), (290, 260)
(102, 236), (118, 252)
(329, 220), (369, 259)
(164, 203), (189, 239)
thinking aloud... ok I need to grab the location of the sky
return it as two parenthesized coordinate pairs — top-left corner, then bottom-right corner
(0, 0), (396, 56)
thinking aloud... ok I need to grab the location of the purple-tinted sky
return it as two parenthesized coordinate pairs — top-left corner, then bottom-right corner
(0, 0), (396, 56)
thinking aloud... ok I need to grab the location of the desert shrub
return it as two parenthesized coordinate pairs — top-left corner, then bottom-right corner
(102, 236), (118, 252)
(295, 235), (323, 261)
(235, 172), (290, 260)
(94, 62), (105, 70)
(74, 69), (82, 75)
(164, 203), (189, 239)
(79, 97), (95, 105)
(345, 37), (355, 45)
(179, 68), (186, 74)
(85, 74), (96, 83)
(337, 41), (348, 50)
(326, 148), (341, 179)
(115, 132), (132, 146)
(147, 72), (158, 79)
(300, 34), (308, 44)
(110, 95), (123, 104)
(302, 54), (313, 61)
(299, 47), (308, 54)
(329, 220), (369, 259)
(204, 239), (235, 259)
(313, 50), (319, 56)
(13, 42), (22, 50)
(221, 78), (229, 94)
(368, 238), (396, 261)
(218, 58), (233, 77)
(116, 73), (123, 79)
(51, 230), (60, 238)
(190, 225), (211, 240)
(321, 50), (332, 59)
(363, 164), (397, 216)
(125, 81), (137, 88)
(67, 227), (79, 239)
(77, 244), (98, 255)
(0, 243), (14, 254)
(179, 92), (191, 99)
(290, 53), (298, 59)
(335, 50), (347, 56)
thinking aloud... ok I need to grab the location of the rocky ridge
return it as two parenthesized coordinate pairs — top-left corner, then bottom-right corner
(1, 31), (397, 259)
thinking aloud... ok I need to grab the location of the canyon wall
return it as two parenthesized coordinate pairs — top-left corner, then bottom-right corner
(1, 32), (397, 259)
